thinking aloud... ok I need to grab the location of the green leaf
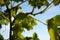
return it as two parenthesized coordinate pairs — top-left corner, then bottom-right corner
(48, 28), (56, 40)
(5, 0), (10, 5)
(0, 11), (3, 15)
(47, 15), (60, 40)
(53, 15), (60, 26)
(0, 34), (4, 40)
(13, 0), (24, 2)
(11, 9), (16, 17)
(43, 1), (49, 6)
(47, 22), (58, 40)
(33, 33), (37, 38)
(47, 18), (54, 30)
(0, 19), (4, 24)
(32, 32), (40, 40)
(53, 0), (60, 6)
(15, 13), (27, 20)
(24, 37), (32, 40)
(13, 20), (24, 33)
(12, 30), (24, 40)
(0, 0), (10, 6)
(0, 0), (4, 6)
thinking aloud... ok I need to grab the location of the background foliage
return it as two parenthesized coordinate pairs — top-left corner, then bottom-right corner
(0, 0), (60, 40)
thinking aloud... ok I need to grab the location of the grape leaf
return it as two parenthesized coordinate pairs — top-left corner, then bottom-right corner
(0, 0), (4, 6)
(47, 15), (60, 40)
(32, 32), (40, 40)
(53, 15), (60, 26)
(0, 11), (3, 15)
(53, 0), (60, 6)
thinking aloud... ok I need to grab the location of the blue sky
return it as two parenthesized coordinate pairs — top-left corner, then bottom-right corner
(0, 1), (60, 40)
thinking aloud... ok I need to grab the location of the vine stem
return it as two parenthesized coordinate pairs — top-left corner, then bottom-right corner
(5, 5), (12, 40)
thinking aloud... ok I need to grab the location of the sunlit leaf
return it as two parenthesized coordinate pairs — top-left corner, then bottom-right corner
(49, 28), (56, 40)
(47, 15), (60, 40)
(0, 0), (4, 6)
(11, 5), (21, 17)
